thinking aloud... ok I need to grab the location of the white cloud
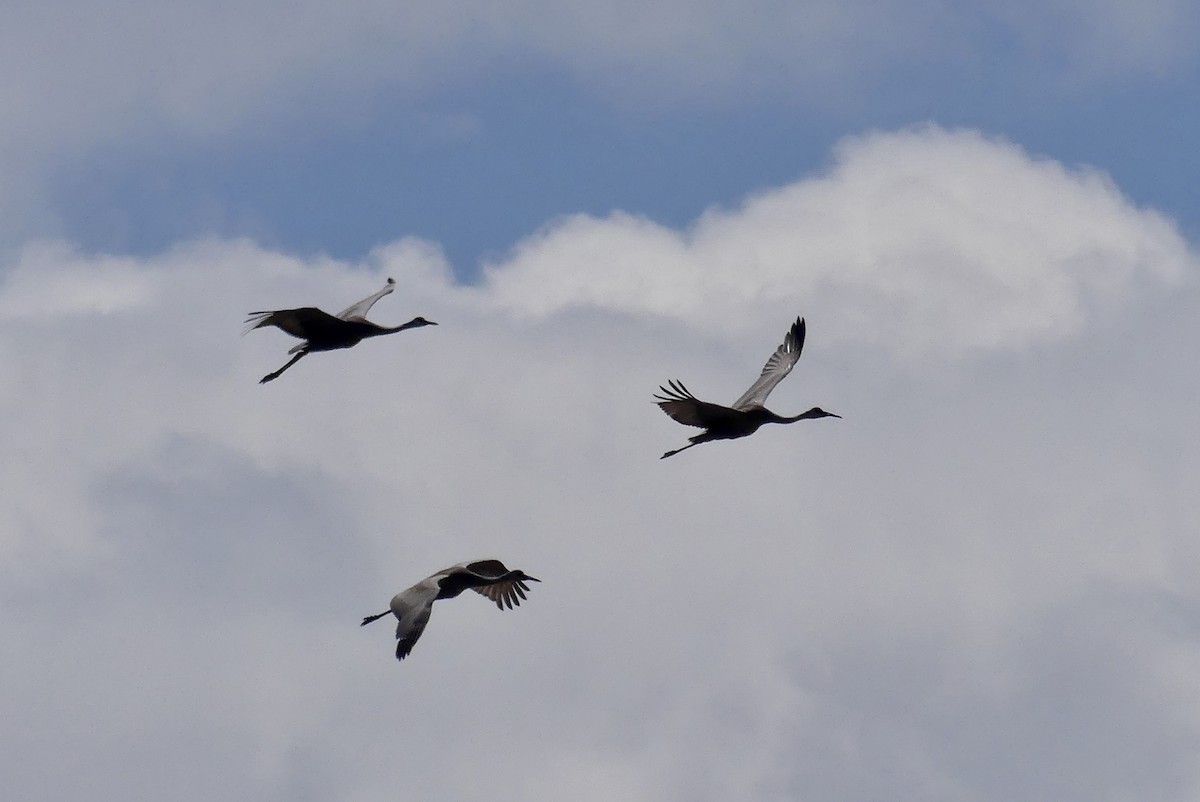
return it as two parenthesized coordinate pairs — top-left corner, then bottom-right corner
(485, 126), (1192, 358)
(1, 128), (1198, 801)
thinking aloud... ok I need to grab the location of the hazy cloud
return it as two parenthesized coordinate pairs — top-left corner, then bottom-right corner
(1, 0), (1196, 223)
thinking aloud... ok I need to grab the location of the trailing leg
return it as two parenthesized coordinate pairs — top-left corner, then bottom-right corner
(260, 350), (308, 383)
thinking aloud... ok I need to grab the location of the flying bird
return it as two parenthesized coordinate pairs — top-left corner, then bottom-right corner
(360, 559), (540, 661)
(655, 317), (840, 459)
(245, 277), (437, 383)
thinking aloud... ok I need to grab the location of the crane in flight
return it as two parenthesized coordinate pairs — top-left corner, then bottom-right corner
(655, 317), (839, 459)
(361, 560), (540, 662)
(245, 278), (436, 383)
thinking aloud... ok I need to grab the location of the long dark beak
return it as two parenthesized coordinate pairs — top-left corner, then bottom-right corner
(829, 413), (842, 418)
(525, 576), (541, 583)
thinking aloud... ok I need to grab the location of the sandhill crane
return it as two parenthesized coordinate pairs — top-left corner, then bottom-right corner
(655, 317), (839, 459)
(361, 559), (540, 661)
(245, 277), (437, 383)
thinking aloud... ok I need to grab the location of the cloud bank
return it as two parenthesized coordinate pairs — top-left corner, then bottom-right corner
(486, 127), (1189, 357)
(1, 127), (1198, 801)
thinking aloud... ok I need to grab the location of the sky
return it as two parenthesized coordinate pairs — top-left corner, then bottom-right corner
(2, 1), (1199, 800)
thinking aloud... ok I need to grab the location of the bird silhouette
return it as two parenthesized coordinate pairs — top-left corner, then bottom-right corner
(245, 278), (437, 383)
(360, 559), (540, 661)
(655, 317), (839, 459)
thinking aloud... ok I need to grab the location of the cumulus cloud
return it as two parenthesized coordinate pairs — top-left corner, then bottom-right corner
(485, 127), (1191, 358)
(1, 129), (1199, 801)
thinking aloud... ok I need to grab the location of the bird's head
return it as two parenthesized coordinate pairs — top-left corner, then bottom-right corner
(511, 570), (541, 583)
(408, 316), (438, 328)
(802, 406), (841, 420)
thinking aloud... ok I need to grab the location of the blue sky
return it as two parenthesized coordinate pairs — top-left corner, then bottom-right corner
(15, 1), (1200, 270)
(3, 2), (1200, 801)
(46, 66), (1200, 272)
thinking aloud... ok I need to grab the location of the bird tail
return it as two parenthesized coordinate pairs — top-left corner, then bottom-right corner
(243, 311), (273, 335)
(361, 611), (391, 626)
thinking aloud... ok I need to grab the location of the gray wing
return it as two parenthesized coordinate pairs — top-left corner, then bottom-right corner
(391, 579), (439, 661)
(394, 604), (433, 661)
(471, 577), (534, 610)
(732, 317), (805, 410)
(337, 278), (396, 321)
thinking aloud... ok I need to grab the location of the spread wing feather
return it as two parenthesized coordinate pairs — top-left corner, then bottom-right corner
(471, 578), (534, 610)
(243, 307), (347, 339)
(732, 317), (805, 410)
(654, 379), (742, 428)
(395, 605), (433, 661)
(337, 278), (395, 321)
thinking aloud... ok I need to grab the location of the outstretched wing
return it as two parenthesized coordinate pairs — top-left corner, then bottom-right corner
(471, 577), (534, 610)
(244, 307), (346, 339)
(457, 559), (510, 579)
(244, 307), (346, 340)
(655, 380), (742, 429)
(337, 278), (396, 321)
(390, 579), (440, 661)
(732, 317), (805, 410)
(395, 605), (433, 661)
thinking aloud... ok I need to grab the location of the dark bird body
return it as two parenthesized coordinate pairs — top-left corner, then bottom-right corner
(655, 317), (839, 459)
(245, 278), (436, 383)
(360, 559), (539, 661)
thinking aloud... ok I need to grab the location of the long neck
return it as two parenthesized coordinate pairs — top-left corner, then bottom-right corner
(379, 318), (428, 335)
(747, 407), (796, 424)
(778, 408), (827, 423)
